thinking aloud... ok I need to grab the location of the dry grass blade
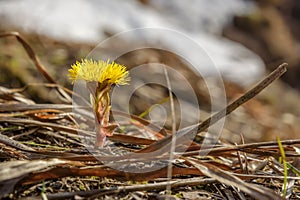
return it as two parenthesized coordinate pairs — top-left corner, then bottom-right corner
(138, 63), (288, 154)
(0, 117), (93, 136)
(163, 66), (177, 193)
(0, 103), (76, 112)
(0, 133), (35, 151)
(0, 159), (68, 182)
(0, 86), (35, 105)
(22, 165), (203, 184)
(109, 133), (156, 145)
(0, 31), (71, 102)
(197, 63), (287, 133)
(26, 178), (216, 199)
(230, 173), (300, 181)
(0, 30), (297, 199)
(186, 158), (286, 200)
(0, 159), (68, 198)
(16, 83), (91, 106)
(183, 139), (300, 157)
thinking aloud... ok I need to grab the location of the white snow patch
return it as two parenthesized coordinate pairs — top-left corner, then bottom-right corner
(0, 0), (264, 86)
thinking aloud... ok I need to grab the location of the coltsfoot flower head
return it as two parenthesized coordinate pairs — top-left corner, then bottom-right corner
(68, 59), (130, 85)
(68, 59), (130, 148)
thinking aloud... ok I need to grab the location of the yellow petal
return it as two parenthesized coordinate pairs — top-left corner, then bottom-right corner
(68, 59), (130, 85)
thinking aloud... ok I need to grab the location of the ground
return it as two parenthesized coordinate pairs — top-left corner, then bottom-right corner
(0, 30), (300, 199)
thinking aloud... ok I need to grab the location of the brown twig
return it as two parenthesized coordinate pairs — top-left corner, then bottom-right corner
(163, 65), (177, 193)
(0, 31), (72, 102)
(139, 63), (288, 153)
(182, 139), (300, 157)
(196, 63), (287, 134)
(0, 133), (35, 152)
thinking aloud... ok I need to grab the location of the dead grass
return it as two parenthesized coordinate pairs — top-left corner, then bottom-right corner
(0, 31), (299, 200)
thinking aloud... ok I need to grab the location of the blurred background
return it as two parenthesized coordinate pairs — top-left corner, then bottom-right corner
(0, 0), (299, 143)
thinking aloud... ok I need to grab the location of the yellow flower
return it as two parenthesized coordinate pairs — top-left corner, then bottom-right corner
(68, 59), (130, 85)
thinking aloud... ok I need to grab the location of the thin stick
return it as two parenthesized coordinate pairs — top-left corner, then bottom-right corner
(0, 133), (35, 151)
(163, 67), (176, 193)
(195, 63), (287, 133)
(182, 139), (300, 157)
(139, 63), (288, 153)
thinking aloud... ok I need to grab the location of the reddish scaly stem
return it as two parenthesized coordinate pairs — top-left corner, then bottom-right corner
(93, 83), (117, 148)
